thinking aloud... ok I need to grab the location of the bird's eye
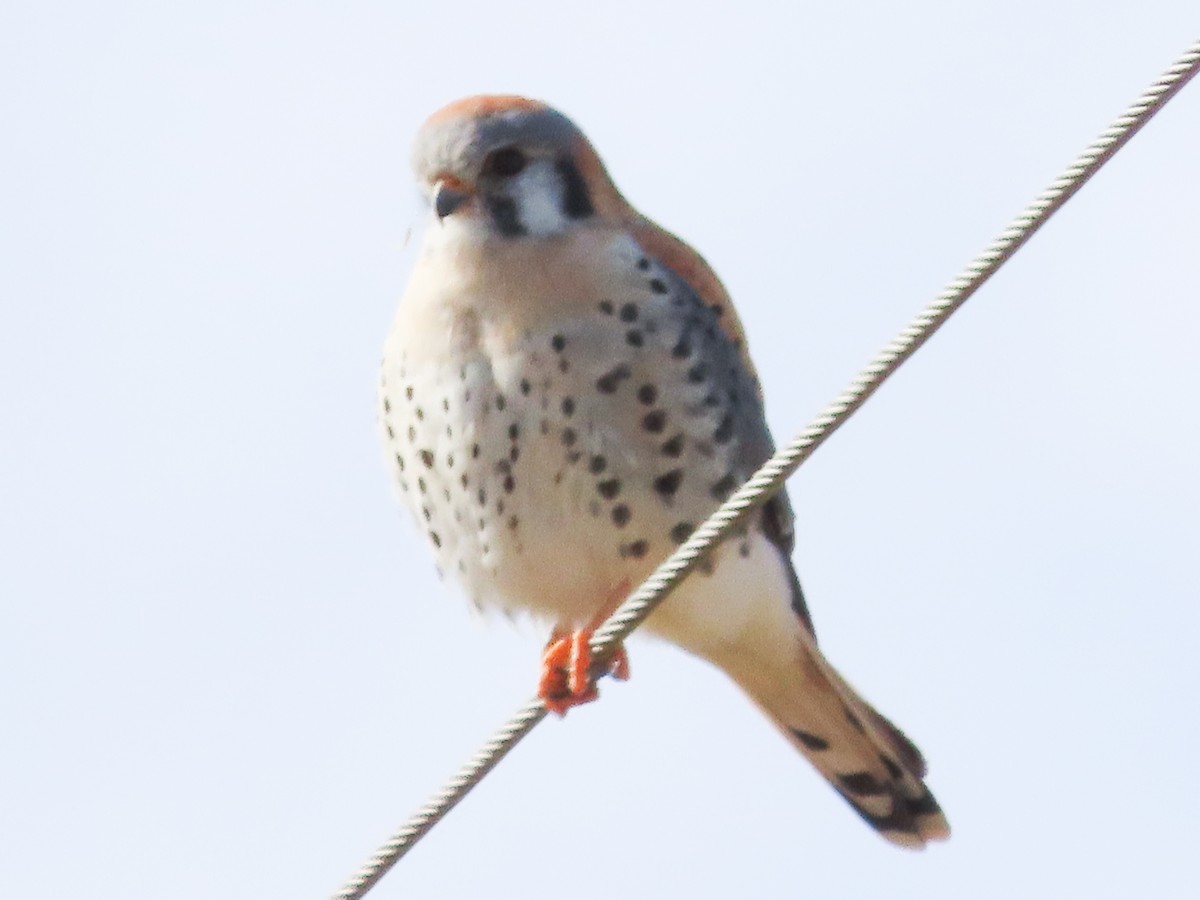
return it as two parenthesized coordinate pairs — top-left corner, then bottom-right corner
(483, 146), (527, 178)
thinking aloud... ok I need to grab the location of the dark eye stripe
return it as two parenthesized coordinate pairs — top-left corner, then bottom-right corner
(556, 157), (594, 219)
(486, 196), (526, 236)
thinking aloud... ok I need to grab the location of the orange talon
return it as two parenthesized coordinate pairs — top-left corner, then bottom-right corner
(538, 630), (600, 716)
(538, 581), (633, 716)
(567, 630), (592, 696)
(537, 635), (572, 715)
(537, 630), (627, 716)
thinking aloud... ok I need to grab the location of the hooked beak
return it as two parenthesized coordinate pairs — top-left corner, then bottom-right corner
(432, 179), (471, 220)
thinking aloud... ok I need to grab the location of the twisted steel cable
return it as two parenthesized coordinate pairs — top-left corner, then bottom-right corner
(332, 37), (1200, 900)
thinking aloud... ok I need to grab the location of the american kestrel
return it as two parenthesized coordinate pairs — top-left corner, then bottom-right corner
(380, 95), (949, 848)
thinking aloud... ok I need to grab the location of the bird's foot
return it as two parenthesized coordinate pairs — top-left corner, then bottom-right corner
(538, 629), (629, 717)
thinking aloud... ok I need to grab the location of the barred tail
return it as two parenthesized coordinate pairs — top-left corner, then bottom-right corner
(720, 639), (949, 848)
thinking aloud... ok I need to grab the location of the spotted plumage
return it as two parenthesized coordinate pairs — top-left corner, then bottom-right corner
(380, 95), (949, 848)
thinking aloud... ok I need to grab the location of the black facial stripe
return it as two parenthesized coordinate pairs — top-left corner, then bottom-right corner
(555, 157), (594, 219)
(486, 195), (526, 237)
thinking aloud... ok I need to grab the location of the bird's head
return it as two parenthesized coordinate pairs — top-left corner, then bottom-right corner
(411, 95), (626, 239)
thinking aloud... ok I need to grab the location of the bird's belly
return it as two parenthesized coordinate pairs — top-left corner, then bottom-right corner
(381, 254), (777, 632)
(380, 353), (757, 632)
(380, 344), (639, 624)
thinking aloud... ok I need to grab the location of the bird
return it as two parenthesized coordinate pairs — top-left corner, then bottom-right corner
(380, 94), (949, 848)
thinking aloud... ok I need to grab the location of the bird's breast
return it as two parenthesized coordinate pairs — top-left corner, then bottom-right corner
(381, 227), (776, 629)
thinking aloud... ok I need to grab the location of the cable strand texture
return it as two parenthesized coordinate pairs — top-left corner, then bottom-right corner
(332, 38), (1200, 900)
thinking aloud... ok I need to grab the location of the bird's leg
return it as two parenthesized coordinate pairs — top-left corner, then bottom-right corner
(538, 580), (631, 717)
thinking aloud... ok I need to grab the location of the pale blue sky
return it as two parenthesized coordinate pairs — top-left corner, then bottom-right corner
(2, 3), (1198, 898)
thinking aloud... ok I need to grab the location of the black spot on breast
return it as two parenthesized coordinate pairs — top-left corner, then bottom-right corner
(415, 407), (425, 421)
(508, 423), (519, 441)
(477, 488), (486, 506)
(555, 157), (594, 218)
(598, 300), (614, 315)
(671, 339), (692, 359)
(611, 504), (631, 527)
(385, 424), (394, 439)
(669, 521), (693, 544)
(417, 477), (427, 494)
(620, 303), (639, 322)
(649, 278), (668, 294)
(713, 414), (735, 444)
(653, 469), (683, 499)
(551, 334), (566, 352)
(597, 478), (621, 499)
(561, 428), (577, 446)
(620, 539), (649, 558)
(596, 364), (631, 394)
(637, 384), (657, 405)
(442, 398), (449, 412)
(382, 398), (391, 413)
(520, 378), (531, 395)
(495, 394), (507, 411)
(486, 196), (525, 237)
(429, 531), (441, 548)
(660, 433), (685, 458)
(405, 386), (414, 401)
(446, 453), (455, 468)
(421, 505), (431, 522)
(472, 443), (481, 459)
(589, 455), (607, 474)
(395, 454), (405, 472)
(636, 257), (651, 271)
(792, 730), (830, 751)
(503, 475), (516, 493)
(642, 410), (667, 433)
(561, 397), (575, 417)
(687, 363), (708, 384)
(626, 330), (643, 347)
(711, 472), (737, 501)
